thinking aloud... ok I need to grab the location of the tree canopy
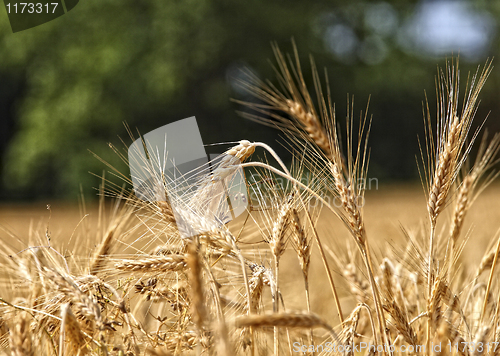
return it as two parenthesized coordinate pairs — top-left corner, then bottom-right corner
(1, 0), (499, 200)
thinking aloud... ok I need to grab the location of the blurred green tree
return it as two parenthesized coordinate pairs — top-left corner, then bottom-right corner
(1, 0), (498, 200)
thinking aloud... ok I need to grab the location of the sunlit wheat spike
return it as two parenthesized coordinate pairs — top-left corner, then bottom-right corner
(343, 263), (370, 305)
(341, 306), (361, 353)
(285, 98), (331, 155)
(428, 115), (462, 224)
(269, 195), (293, 260)
(115, 255), (187, 272)
(380, 258), (396, 299)
(424, 59), (492, 225)
(198, 140), (255, 190)
(60, 303), (87, 355)
(383, 300), (417, 346)
(246, 263), (272, 313)
(225, 140), (256, 161)
(155, 200), (177, 226)
(449, 175), (474, 244)
(331, 162), (366, 245)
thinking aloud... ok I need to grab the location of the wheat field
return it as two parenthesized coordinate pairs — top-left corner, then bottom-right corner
(1, 46), (500, 356)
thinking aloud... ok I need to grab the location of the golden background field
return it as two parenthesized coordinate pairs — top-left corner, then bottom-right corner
(2, 183), (499, 326)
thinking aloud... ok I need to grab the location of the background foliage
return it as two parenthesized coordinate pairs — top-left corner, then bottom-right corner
(1, 0), (499, 200)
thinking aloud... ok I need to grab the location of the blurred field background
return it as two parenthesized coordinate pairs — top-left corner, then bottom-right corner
(1, 1), (500, 262)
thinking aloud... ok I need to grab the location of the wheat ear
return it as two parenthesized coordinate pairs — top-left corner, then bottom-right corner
(60, 303), (87, 356)
(88, 223), (117, 276)
(235, 312), (331, 330)
(9, 312), (33, 356)
(46, 270), (104, 334)
(291, 209), (313, 346)
(480, 232), (500, 324)
(447, 132), (500, 277)
(115, 255), (187, 272)
(269, 195), (293, 356)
